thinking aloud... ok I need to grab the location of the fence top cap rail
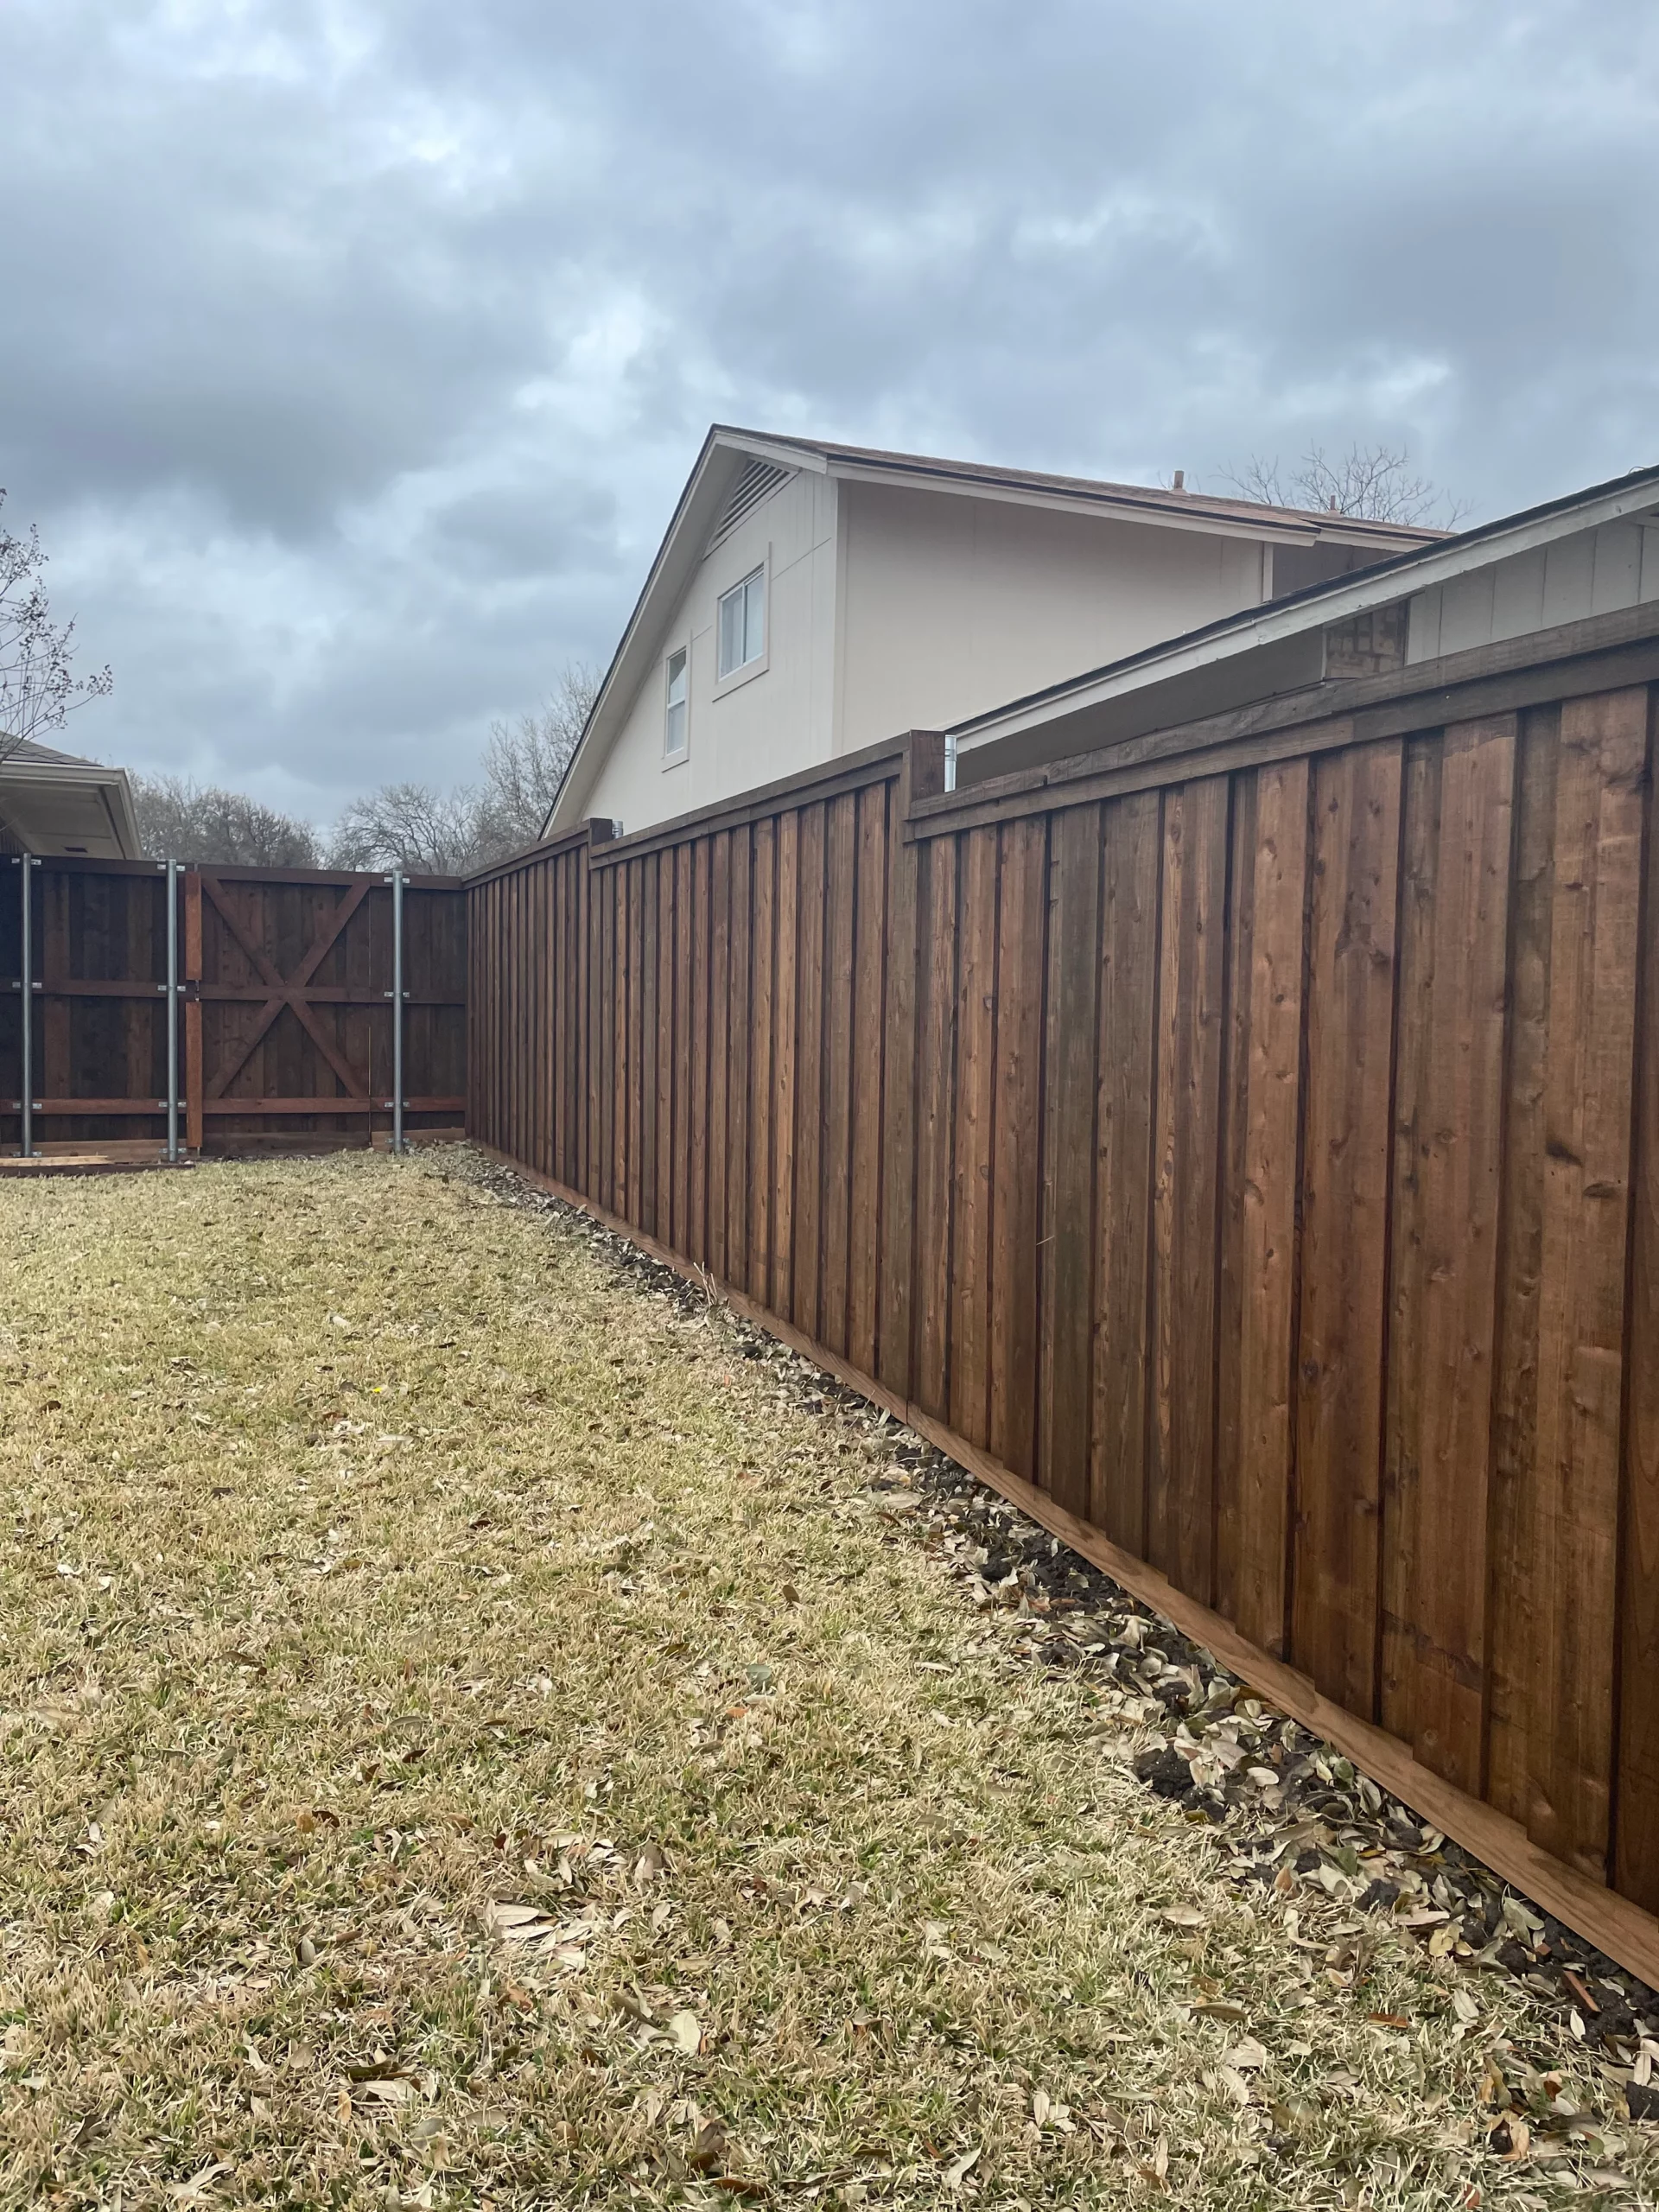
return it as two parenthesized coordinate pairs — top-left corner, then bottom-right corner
(5, 856), (466, 887)
(190, 862), (464, 890)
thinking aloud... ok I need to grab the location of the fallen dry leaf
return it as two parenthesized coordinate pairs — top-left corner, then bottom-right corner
(942, 2144), (981, 2189)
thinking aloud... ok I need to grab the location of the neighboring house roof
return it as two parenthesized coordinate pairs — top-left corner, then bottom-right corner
(949, 456), (1659, 776)
(543, 423), (1443, 836)
(716, 427), (1443, 552)
(0, 734), (143, 858)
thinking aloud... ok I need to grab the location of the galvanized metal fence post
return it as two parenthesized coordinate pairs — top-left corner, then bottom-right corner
(165, 860), (180, 1161)
(386, 868), (406, 1155)
(18, 855), (33, 1160)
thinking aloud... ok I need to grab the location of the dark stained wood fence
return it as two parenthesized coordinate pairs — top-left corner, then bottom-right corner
(0, 860), (466, 1153)
(467, 616), (1659, 1986)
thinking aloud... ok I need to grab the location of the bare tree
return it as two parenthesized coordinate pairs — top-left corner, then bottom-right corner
(1, 492), (112, 763)
(1221, 444), (1471, 528)
(327, 781), (492, 875)
(129, 773), (323, 866)
(480, 658), (601, 852)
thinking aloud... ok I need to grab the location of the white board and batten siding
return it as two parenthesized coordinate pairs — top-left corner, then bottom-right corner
(1408, 519), (1659, 661)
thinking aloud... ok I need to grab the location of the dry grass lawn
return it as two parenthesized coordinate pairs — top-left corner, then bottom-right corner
(0, 1148), (1649, 2210)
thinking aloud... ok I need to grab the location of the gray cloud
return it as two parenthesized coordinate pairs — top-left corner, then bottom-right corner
(2, 0), (1655, 820)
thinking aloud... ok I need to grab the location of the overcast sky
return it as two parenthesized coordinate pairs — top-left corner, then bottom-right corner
(3, 2), (1656, 823)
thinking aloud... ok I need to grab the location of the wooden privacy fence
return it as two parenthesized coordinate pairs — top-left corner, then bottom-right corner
(0, 860), (467, 1154)
(467, 614), (1659, 1984)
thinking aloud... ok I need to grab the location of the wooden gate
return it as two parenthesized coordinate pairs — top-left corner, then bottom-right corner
(1, 859), (467, 1154)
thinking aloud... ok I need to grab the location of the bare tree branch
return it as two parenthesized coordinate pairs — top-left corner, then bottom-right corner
(129, 774), (322, 866)
(326, 781), (490, 875)
(1217, 443), (1471, 528)
(479, 659), (601, 854)
(0, 491), (113, 765)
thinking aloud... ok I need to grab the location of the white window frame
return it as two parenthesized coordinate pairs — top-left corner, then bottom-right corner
(663, 642), (690, 766)
(714, 556), (769, 696)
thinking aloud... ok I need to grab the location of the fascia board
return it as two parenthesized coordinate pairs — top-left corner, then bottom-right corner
(957, 479), (1659, 750)
(715, 430), (830, 474)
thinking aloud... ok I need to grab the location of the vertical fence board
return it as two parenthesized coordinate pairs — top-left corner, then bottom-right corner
(772, 811), (800, 1317)
(671, 844), (691, 1251)
(709, 832), (731, 1280)
(878, 781), (920, 1399)
(1526, 688), (1646, 1879)
(821, 793), (858, 1357)
(1039, 803), (1102, 1515)
(1383, 716), (1516, 1793)
(1487, 710), (1558, 1821)
(689, 839), (711, 1267)
(749, 820), (777, 1303)
(654, 852), (675, 1245)
(639, 855), (659, 1234)
(791, 806), (826, 1331)
(607, 866), (623, 1213)
(848, 783), (887, 1374)
(950, 826), (999, 1448)
(626, 861), (644, 1222)
(1231, 754), (1312, 1657)
(1090, 791), (1161, 1552)
(1381, 733), (1443, 1757)
(988, 817), (1048, 1481)
(914, 838), (959, 1421)
(1293, 738), (1404, 1715)
(1618, 695), (1659, 1910)
(729, 828), (753, 1285)
(1149, 777), (1230, 1604)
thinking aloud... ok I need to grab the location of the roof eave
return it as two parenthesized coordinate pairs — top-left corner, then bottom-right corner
(821, 453), (1428, 551)
(0, 754), (144, 859)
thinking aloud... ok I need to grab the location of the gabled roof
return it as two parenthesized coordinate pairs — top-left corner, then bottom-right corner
(543, 423), (1443, 836)
(709, 427), (1444, 552)
(949, 457), (1659, 772)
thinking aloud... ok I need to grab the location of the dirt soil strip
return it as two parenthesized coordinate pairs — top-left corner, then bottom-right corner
(0, 1146), (1654, 2211)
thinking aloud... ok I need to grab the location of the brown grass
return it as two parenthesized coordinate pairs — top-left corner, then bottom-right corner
(0, 1147), (1648, 2209)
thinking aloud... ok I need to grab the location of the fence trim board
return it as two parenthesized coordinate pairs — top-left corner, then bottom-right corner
(936, 597), (1659, 813)
(914, 609), (1659, 844)
(472, 1139), (1659, 1995)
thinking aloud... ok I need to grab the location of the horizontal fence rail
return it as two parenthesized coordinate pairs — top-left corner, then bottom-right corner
(468, 639), (1659, 1986)
(0, 860), (467, 1154)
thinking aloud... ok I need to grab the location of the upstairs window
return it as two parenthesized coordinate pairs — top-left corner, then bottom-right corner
(664, 646), (688, 759)
(716, 565), (766, 679)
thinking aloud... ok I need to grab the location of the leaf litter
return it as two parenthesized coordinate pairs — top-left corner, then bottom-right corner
(0, 1143), (1654, 2209)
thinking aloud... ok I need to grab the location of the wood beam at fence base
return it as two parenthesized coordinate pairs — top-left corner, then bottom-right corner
(472, 1139), (1659, 1993)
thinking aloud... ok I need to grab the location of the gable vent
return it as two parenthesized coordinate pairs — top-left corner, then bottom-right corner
(708, 457), (791, 551)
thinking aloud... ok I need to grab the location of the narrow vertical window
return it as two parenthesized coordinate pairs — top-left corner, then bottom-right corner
(664, 646), (688, 758)
(716, 564), (766, 678)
